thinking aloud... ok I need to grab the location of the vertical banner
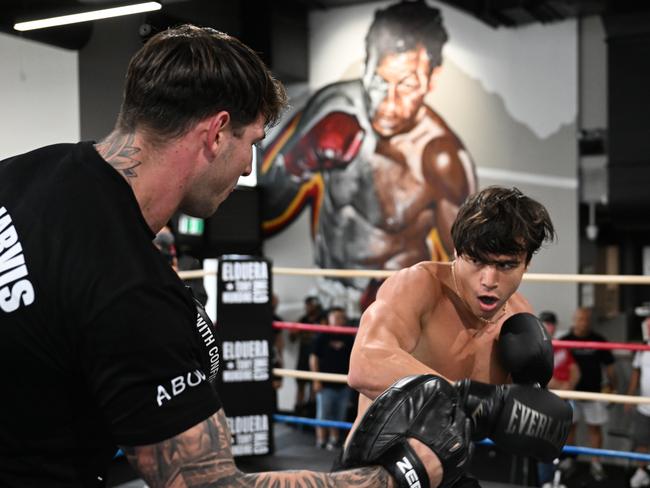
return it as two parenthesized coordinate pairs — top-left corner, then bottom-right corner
(217, 254), (274, 456)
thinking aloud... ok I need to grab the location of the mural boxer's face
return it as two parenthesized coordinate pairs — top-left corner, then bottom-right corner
(369, 45), (433, 137)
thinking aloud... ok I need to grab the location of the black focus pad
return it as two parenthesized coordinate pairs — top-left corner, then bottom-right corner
(190, 293), (221, 388)
(497, 312), (553, 387)
(491, 384), (572, 463)
(340, 374), (472, 488)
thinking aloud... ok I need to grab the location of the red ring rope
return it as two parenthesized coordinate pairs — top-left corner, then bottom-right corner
(273, 321), (650, 351)
(273, 321), (357, 335)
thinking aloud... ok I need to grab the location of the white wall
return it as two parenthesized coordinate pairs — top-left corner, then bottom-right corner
(0, 32), (79, 160)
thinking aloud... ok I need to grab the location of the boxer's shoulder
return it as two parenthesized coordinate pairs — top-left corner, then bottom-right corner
(376, 262), (444, 312)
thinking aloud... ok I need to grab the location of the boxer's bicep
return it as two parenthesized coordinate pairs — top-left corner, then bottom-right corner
(361, 267), (429, 351)
(349, 267), (442, 397)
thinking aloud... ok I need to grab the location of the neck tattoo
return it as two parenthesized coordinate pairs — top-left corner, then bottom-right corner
(451, 260), (508, 326)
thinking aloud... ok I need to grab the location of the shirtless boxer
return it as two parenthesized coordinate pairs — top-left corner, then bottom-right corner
(348, 186), (557, 425)
(259, 1), (476, 305)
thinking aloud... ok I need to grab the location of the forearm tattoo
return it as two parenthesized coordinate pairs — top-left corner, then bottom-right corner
(121, 409), (393, 488)
(94, 133), (142, 182)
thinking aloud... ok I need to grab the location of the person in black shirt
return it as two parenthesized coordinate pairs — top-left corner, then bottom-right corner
(559, 307), (616, 481)
(310, 307), (355, 450)
(0, 24), (456, 488)
(290, 295), (325, 413)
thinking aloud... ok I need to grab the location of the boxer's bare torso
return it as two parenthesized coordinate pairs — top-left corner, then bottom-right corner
(349, 260), (532, 425)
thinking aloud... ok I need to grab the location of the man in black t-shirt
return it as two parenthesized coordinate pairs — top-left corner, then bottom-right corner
(0, 24), (463, 488)
(559, 307), (616, 480)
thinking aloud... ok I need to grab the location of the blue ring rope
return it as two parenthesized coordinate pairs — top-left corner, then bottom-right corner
(115, 414), (650, 462)
(274, 414), (650, 462)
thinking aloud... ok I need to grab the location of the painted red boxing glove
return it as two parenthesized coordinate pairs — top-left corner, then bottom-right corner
(455, 380), (572, 462)
(497, 312), (553, 387)
(282, 111), (364, 179)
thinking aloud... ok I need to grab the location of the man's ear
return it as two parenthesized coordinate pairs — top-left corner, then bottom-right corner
(205, 111), (231, 153)
(428, 66), (442, 92)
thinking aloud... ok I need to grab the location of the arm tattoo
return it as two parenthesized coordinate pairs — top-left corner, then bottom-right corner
(95, 133), (142, 182)
(121, 409), (394, 488)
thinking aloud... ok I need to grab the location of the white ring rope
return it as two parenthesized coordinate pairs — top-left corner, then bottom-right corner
(179, 267), (650, 285)
(272, 368), (650, 405)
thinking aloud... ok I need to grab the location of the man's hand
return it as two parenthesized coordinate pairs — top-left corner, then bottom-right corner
(338, 374), (472, 488)
(455, 380), (572, 462)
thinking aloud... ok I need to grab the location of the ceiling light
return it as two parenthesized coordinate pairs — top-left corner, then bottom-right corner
(14, 2), (162, 32)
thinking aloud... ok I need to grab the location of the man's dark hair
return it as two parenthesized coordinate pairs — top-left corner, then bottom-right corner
(451, 186), (555, 264)
(116, 25), (287, 142)
(539, 311), (558, 325)
(365, 0), (448, 69)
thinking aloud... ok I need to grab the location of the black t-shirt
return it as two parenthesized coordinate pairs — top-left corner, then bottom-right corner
(559, 331), (615, 392)
(0, 142), (221, 487)
(311, 332), (354, 388)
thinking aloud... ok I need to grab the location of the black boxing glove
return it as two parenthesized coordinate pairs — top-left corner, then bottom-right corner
(455, 380), (572, 462)
(189, 289), (221, 388)
(339, 374), (472, 488)
(497, 312), (553, 387)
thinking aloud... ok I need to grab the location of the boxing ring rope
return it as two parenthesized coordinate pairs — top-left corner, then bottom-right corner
(273, 320), (650, 406)
(274, 321), (650, 352)
(272, 415), (650, 462)
(179, 267), (650, 285)
(272, 367), (650, 405)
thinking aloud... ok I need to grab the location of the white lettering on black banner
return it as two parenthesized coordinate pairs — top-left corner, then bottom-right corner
(0, 206), (35, 313)
(226, 414), (270, 456)
(220, 261), (268, 304)
(222, 340), (269, 382)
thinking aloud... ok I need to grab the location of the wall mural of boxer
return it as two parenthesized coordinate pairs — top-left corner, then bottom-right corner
(258, 1), (476, 310)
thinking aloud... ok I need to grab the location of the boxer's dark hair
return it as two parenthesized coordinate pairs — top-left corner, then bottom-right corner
(365, 0), (448, 69)
(328, 306), (346, 314)
(116, 25), (287, 142)
(451, 186), (555, 265)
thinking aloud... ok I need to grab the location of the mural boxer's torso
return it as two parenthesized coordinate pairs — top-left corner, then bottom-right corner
(260, 80), (477, 276)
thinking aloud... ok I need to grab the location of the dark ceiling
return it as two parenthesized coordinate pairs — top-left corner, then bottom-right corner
(1, 0), (647, 51)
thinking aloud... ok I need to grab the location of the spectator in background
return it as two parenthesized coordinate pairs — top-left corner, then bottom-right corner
(559, 307), (616, 482)
(154, 224), (208, 306)
(540, 311), (581, 391)
(537, 310), (580, 486)
(290, 295), (325, 414)
(625, 317), (650, 488)
(153, 225), (178, 271)
(310, 307), (355, 450)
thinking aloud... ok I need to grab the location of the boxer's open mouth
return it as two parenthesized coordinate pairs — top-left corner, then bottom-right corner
(478, 296), (499, 305)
